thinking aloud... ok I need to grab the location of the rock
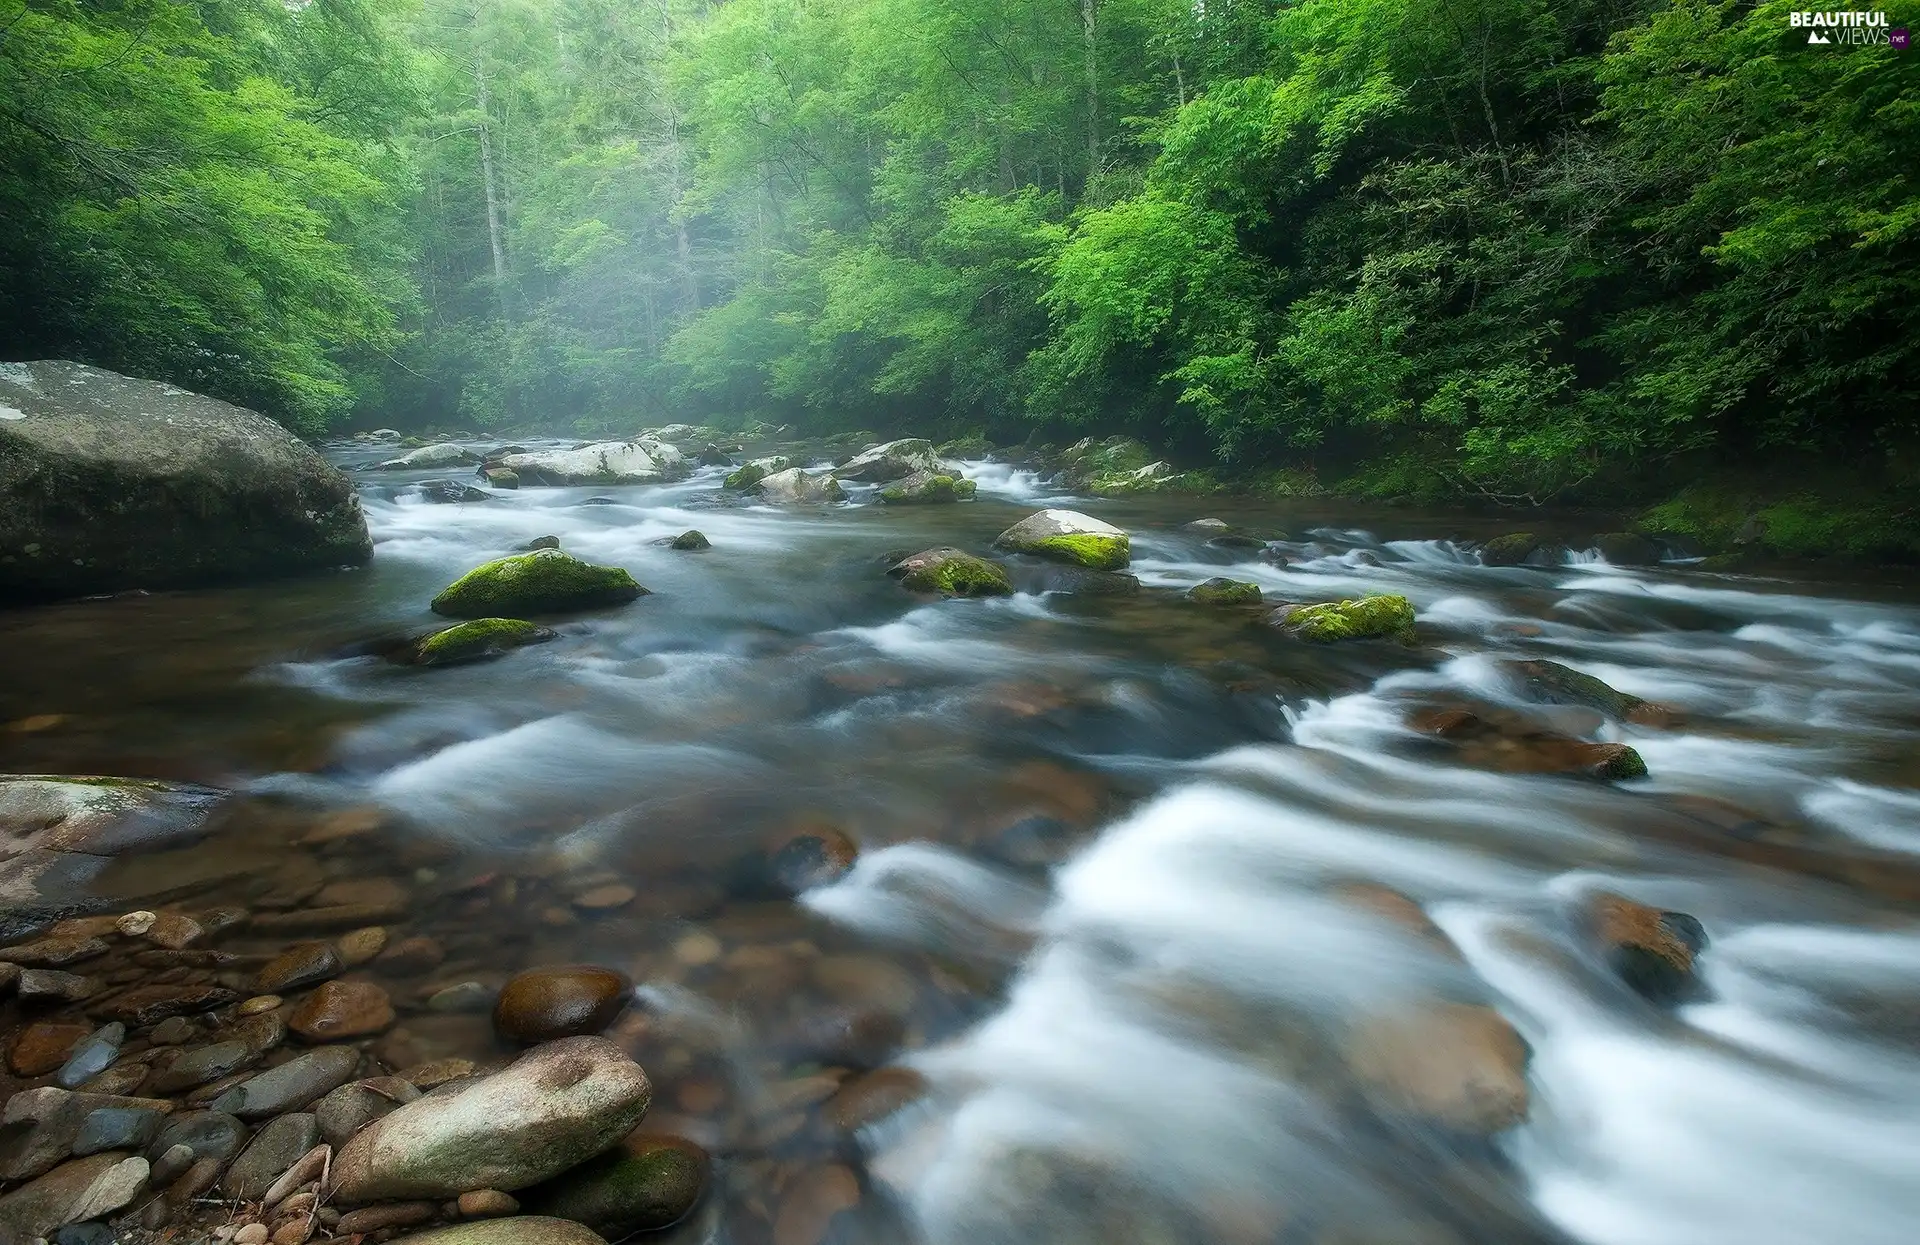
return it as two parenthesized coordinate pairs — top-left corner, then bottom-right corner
(459, 1189), (521, 1219)
(147, 1142), (196, 1188)
(754, 467), (846, 505)
(886, 548), (1012, 597)
(11, 1021), (92, 1076)
(251, 903), (405, 934)
(91, 983), (238, 1026)
(0, 935), (109, 967)
(407, 619), (558, 667)
(772, 1164), (861, 1245)
(76, 1064), (149, 1098)
(254, 941), (343, 994)
(1346, 1002), (1531, 1134)
(397, 1059), (472, 1090)
(338, 1202), (439, 1233)
(498, 439), (686, 486)
(150, 1040), (261, 1094)
(378, 936), (447, 976)
(218, 1046), (363, 1119)
(261, 1143), (329, 1209)
(875, 471), (977, 504)
(482, 467), (521, 489)
(493, 967), (632, 1045)
(1586, 893), (1708, 1004)
(329, 1036), (653, 1203)
(1479, 532), (1540, 567)
(993, 509), (1130, 570)
(1187, 578), (1262, 606)
(149, 1017), (197, 1045)
(1052, 435), (1156, 493)
(828, 439), (943, 483)
(0, 776), (228, 909)
(767, 827), (859, 895)
(0, 361), (372, 602)
(430, 550), (646, 619)
(388, 1216), (607, 1245)
(696, 443), (734, 467)
(70, 1104), (166, 1156)
(1033, 565), (1140, 596)
(1523, 738), (1649, 780)
(114, 911), (157, 936)
(234, 1009), (288, 1055)
(667, 529), (710, 551)
(1, 1088), (173, 1181)
(375, 443), (483, 470)
(223, 1113), (320, 1199)
(234, 1223), (271, 1245)
(526, 1133), (708, 1236)
(1503, 659), (1679, 726)
(426, 981), (494, 1013)
(147, 1110), (247, 1167)
(53, 1221), (117, 1245)
(1592, 531), (1661, 565)
(1187, 517), (1230, 530)
(722, 462), (767, 490)
(411, 479), (493, 504)
(316, 1076), (420, 1147)
(823, 1067), (928, 1132)
(289, 981), (394, 1041)
(337, 926), (389, 967)
(17, 970), (98, 1003)
(144, 912), (204, 950)
(0, 1153), (149, 1241)
(522, 535), (561, 551)
(1271, 595), (1416, 642)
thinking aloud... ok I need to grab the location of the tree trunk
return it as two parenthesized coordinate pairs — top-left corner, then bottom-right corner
(474, 50), (510, 322)
(1080, 0), (1099, 184)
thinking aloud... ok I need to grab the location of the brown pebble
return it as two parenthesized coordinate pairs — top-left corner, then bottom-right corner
(336, 927), (389, 967)
(289, 980), (395, 1041)
(773, 1164), (862, 1245)
(147, 912), (205, 950)
(374, 936), (445, 976)
(572, 884), (636, 911)
(673, 932), (722, 966)
(8, 1020), (91, 1075)
(539, 906), (576, 927)
(150, 1016), (198, 1045)
(235, 1224), (270, 1245)
(457, 1189), (519, 1219)
(397, 1057), (474, 1089)
(239, 995), (285, 1017)
(0, 934), (110, 967)
(271, 1219), (311, 1245)
(336, 1202), (438, 1233)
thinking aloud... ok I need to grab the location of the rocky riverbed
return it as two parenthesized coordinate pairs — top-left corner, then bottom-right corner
(1, 431), (1918, 1245)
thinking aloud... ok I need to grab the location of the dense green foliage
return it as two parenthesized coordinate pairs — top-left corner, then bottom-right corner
(5, 0), (1918, 500)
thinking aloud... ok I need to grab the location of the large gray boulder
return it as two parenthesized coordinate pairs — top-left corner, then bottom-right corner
(754, 467), (845, 505)
(497, 439), (686, 486)
(0, 361), (372, 602)
(830, 438), (942, 482)
(373, 442), (481, 470)
(329, 1036), (652, 1203)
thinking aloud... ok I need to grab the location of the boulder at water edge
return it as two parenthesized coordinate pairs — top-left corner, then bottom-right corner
(526, 1133), (709, 1237)
(407, 619), (558, 668)
(0, 360), (372, 602)
(993, 510), (1130, 570)
(1271, 594), (1416, 642)
(387, 1217), (608, 1245)
(887, 548), (1012, 597)
(0, 776), (227, 915)
(431, 551), (646, 618)
(329, 1036), (653, 1202)
(496, 439), (685, 486)
(755, 467), (846, 505)
(830, 438), (943, 482)
(876, 471), (977, 504)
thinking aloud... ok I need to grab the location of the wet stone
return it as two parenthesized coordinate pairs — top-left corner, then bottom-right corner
(0, 936), (110, 967)
(91, 983), (238, 1026)
(238, 994), (284, 1017)
(316, 1075), (421, 1147)
(398, 1058), (473, 1090)
(336, 926), (389, 966)
(234, 1008), (289, 1054)
(55, 1023), (125, 1089)
(0, 1152), (150, 1242)
(217, 1045), (363, 1119)
(149, 1016), (197, 1046)
(149, 1039), (261, 1094)
(11, 1021), (92, 1076)
(772, 1164), (861, 1245)
(288, 980), (394, 1040)
(427, 981), (495, 1013)
(78, 1061), (151, 1097)
(71, 1105), (166, 1155)
(1, 1087), (174, 1181)
(526, 1133), (710, 1237)
(148, 1110), (248, 1168)
(18, 970), (99, 1004)
(145, 913), (204, 950)
(148, 1142), (196, 1188)
(493, 966), (632, 1045)
(223, 1112), (320, 1200)
(253, 941), (342, 994)
(377, 936), (446, 976)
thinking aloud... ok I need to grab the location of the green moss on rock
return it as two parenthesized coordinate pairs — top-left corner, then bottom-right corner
(1027, 533), (1129, 571)
(1188, 578), (1263, 606)
(877, 473), (977, 504)
(889, 548), (1013, 597)
(1280, 594), (1416, 642)
(430, 549), (647, 618)
(670, 530), (711, 550)
(411, 618), (555, 667)
(1480, 532), (1540, 567)
(723, 463), (766, 490)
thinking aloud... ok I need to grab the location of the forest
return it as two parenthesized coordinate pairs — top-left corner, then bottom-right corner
(3, 0), (1918, 512)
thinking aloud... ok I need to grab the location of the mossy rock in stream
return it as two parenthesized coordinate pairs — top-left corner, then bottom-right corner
(877, 472), (977, 504)
(1503, 658), (1678, 726)
(526, 1134), (710, 1237)
(723, 463), (766, 490)
(1275, 594), (1416, 643)
(1188, 578), (1263, 606)
(888, 548), (1013, 597)
(430, 549), (647, 617)
(408, 618), (557, 667)
(1479, 532), (1541, 567)
(994, 509), (1131, 570)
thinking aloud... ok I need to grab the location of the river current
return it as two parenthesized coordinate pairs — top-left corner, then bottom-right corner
(4, 440), (1919, 1245)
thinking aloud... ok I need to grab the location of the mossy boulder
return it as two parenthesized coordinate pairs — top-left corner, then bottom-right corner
(994, 509), (1130, 570)
(876, 471), (977, 504)
(1274, 594), (1416, 642)
(668, 530), (710, 551)
(0, 360), (371, 603)
(1188, 578), (1262, 606)
(526, 1134), (709, 1237)
(935, 434), (992, 458)
(1479, 532), (1540, 567)
(1591, 531), (1661, 566)
(1054, 435), (1151, 488)
(723, 463), (767, 490)
(408, 619), (556, 668)
(431, 550), (647, 618)
(887, 548), (1013, 597)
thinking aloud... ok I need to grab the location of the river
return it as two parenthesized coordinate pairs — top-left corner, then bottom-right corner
(3, 439), (1919, 1245)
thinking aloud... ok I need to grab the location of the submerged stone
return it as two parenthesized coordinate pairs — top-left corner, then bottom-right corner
(408, 619), (558, 667)
(430, 550), (646, 618)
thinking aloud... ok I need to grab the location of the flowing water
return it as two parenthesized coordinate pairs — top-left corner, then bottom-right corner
(4, 441), (1920, 1245)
